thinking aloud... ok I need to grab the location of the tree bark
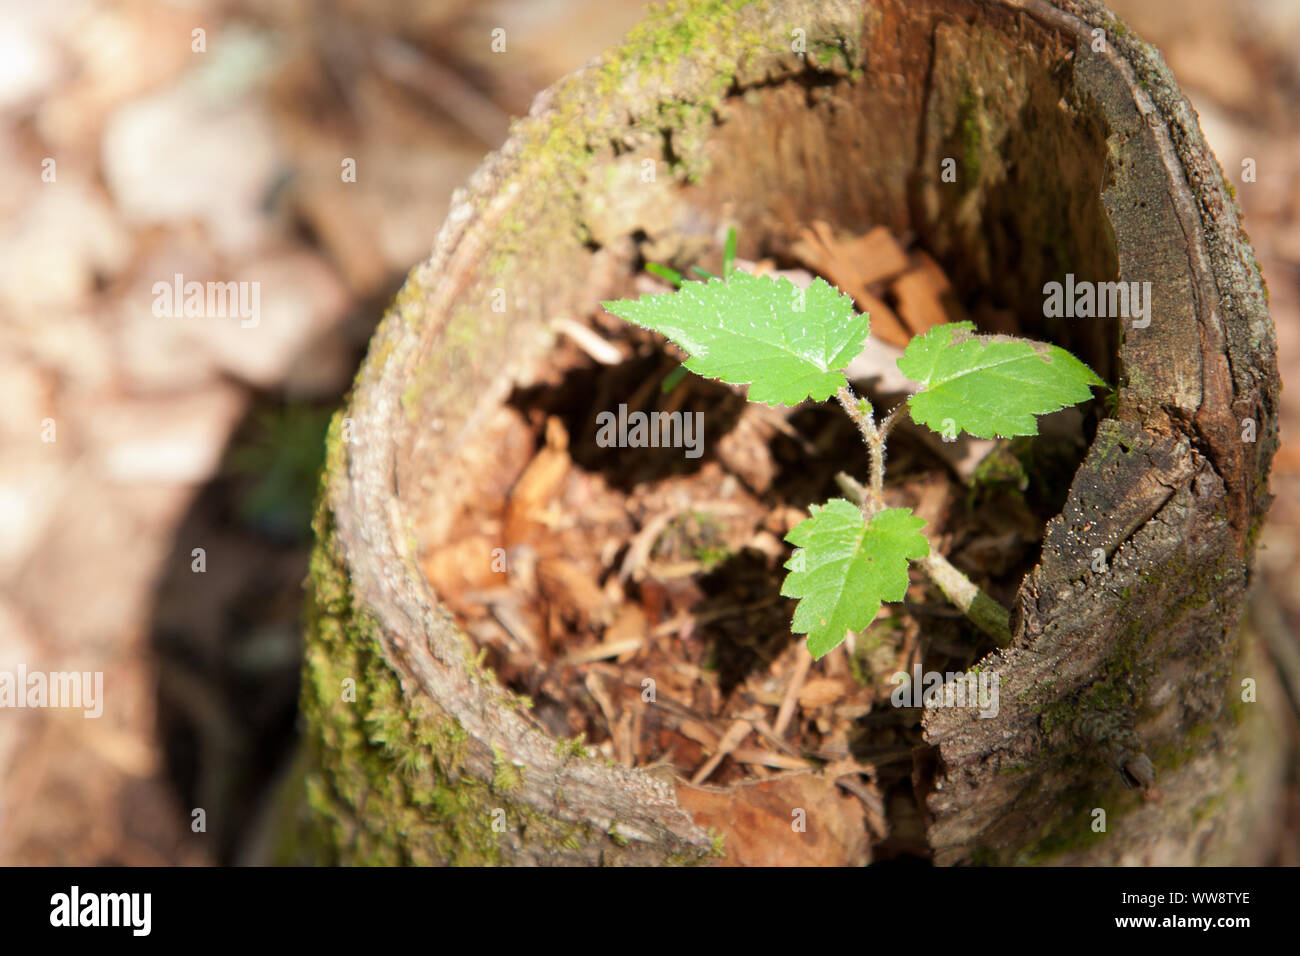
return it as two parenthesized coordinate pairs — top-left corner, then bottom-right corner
(299, 0), (1284, 865)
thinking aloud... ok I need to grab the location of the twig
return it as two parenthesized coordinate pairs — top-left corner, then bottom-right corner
(731, 748), (816, 771)
(773, 648), (813, 737)
(551, 316), (623, 365)
(834, 471), (1012, 647)
(562, 637), (644, 666)
(690, 719), (752, 785)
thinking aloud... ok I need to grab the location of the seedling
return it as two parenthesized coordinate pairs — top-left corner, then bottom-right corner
(603, 232), (1105, 660)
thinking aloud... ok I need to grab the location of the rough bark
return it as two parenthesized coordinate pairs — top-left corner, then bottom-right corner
(299, 0), (1284, 865)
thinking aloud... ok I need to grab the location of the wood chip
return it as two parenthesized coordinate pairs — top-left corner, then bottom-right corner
(797, 677), (851, 710)
(715, 406), (779, 493)
(618, 507), (684, 584)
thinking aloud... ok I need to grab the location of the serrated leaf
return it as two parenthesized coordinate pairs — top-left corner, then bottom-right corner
(781, 500), (929, 659)
(898, 322), (1105, 439)
(603, 272), (868, 406)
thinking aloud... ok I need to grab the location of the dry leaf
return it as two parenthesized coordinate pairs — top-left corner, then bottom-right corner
(677, 774), (870, 866)
(504, 416), (570, 547)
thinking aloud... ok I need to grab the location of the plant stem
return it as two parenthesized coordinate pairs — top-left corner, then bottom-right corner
(916, 553), (1012, 647)
(833, 471), (1013, 647)
(835, 384), (878, 446)
(878, 401), (908, 441)
(835, 386), (886, 509)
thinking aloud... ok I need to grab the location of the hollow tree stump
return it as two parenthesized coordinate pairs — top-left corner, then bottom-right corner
(300, 0), (1284, 865)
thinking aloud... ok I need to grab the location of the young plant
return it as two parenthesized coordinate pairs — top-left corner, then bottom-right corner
(603, 233), (1104, 660)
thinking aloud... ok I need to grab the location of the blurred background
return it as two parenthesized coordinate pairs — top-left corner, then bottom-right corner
(0, 0), (1296, 864)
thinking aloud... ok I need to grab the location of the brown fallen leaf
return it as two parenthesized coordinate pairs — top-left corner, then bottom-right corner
(791, 221), (911, 346)
(537, 556), (611, 630)
(894, 249), (968, 335)
(838, 225), (909, 286)
(676, 773), (871, 866)
(419, 535), (498, 616)
(604, 604), (646, 662)
(504, 416), (570, 548)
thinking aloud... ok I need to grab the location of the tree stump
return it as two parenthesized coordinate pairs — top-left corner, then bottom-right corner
(300, 0), (1284, 865)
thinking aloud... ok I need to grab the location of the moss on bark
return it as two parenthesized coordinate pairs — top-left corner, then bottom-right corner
(300, 414), (607, 864)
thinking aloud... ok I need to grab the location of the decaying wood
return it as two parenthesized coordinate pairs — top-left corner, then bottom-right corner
(301, 0), (1282, 865)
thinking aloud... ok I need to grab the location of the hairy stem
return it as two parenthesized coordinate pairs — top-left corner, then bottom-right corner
(834, 471), (1012, 647)
(835, 386), (885, 508)
(835, 384), (878, 446)
(878, 401), (908, 441)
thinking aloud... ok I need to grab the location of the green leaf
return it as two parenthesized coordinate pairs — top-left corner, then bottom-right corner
(898, 322), (1105, 439)
(603, 272), (868, 406)
(722, 227), (737, 279)
(781, 500), (929, 659)
(660, 364), (688, 393)
(645, 262), (684, 288)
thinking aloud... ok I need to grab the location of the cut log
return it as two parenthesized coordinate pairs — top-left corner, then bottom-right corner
(298, 0), (1284, 865)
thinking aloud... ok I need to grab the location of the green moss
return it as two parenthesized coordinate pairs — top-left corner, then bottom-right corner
(396, 0), (867, 415)
(969, 846), (999, 866)
(1002, 538), (1244, 863)
(1016, 779), (1133, 864)
(492, 746), (524, 794)
(809, 37), (851, 72)
(398, 2), (794, 412)
(556, 733), (592, 760)
(970, 445), (1029, 493)
(661, 828), (725, 865)
(300, 412), (613, 864)
(952, 88), (988, 188)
